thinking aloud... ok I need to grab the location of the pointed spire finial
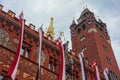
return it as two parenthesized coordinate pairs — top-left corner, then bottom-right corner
(72, 17), (76, 25)
(45, 17), (55, 41)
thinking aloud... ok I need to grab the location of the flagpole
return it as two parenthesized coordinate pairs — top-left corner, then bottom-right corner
(82, 54), (87, 80)
(56, 37), (65, 80)
(36, 25), (43, 80)
(79, 51), (87, 80)
(36, 70), (39, 80)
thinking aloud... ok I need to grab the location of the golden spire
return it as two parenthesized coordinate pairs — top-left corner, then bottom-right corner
(45, 17), (55, 41)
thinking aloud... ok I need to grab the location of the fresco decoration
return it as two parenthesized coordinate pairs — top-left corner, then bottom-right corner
(17, 57), (37, 78)
(23, 72), (35, 80)
(0, 29), (16, 51)
(40, 67), (57, 80)
(66, 73), (72, 80)
(36, 50), (46, 66)
(41, 51), (46, 66)
(23, 60), (37, 75)
(13, 38), (19, 44)
(0, 47), (14, 68)
(0, 48), (14, 60)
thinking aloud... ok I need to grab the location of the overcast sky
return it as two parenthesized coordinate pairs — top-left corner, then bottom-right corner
(0, 0), (120, 69)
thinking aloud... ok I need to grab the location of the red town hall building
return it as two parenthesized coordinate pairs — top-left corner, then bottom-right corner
(0, 4), (120, 80)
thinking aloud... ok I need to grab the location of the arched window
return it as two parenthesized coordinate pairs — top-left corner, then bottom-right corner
(25, 50), (29, 58)
(82, 24), (86, 30)
(20, 48), (24, 55)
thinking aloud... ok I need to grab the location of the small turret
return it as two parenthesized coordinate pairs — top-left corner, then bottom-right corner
(72, 18), (76, 25)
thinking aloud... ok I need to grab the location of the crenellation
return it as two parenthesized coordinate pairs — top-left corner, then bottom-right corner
(0, 4), (38, 34)
(8, 10), (16, 18)
(29, 23), (35, 30)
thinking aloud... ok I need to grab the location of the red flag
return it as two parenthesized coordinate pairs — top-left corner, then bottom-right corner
(19, 12), (23, 20)
(92, 62), (100, 80)
(56, 38), (65, 80)
(7, 12), (24, 80)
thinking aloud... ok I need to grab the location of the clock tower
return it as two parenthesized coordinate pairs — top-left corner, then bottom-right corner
(70, 8), (120, 79)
